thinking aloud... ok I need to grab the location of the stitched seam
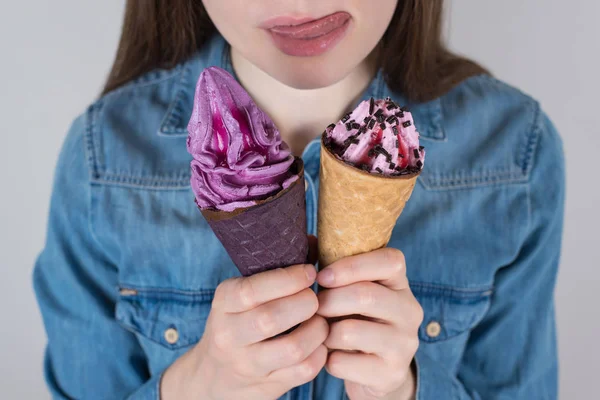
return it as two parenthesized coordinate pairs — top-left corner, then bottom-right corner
(427, 168), (521, 183)
(119, 285), (216, 296)
(421, 171), (527, 190)
(115, 320), (195, 349)
(91, 179), (190, 191)
(159, 66), (189, 134)
(100, 172), (190, 183)
(410, 281), (494, 298)
(100, 67), (182, 101)
(84, 102), (102, 179)
(522, 103), (542, 177)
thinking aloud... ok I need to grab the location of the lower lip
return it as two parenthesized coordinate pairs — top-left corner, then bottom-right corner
(266, 12), (351, 57)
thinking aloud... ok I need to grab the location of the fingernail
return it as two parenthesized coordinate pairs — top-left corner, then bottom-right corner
(319, 269), (334, 285)
(305, 264), (317, 282)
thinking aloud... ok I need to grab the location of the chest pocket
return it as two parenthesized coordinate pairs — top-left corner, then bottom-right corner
(115, 287), (215, 375)
(411, 283), (492, 371)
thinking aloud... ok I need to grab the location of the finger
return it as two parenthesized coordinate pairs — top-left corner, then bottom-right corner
(326, 351), (405, 395)
(317, 247), (407, 290)
(231, 288), (318, 346)
(307, 235), (319, 265)
(251, 315), (329, 374)
(324, 319), (399, 357)
(214, 263), (317, 313)
(267, 344), (328, 389)
(317, 282), (404, 324)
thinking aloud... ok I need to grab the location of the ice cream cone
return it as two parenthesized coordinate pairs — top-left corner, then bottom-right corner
(201, 158), (309, 276)
(318, 139), (419, 268)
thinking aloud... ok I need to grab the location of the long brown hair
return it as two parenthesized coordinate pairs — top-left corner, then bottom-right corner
(103, 1), (487, 102)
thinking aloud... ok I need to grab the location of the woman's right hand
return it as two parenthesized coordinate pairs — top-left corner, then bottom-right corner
(160, 262), (328, 400)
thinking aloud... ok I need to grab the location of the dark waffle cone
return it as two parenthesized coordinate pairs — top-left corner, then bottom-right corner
(200, 158), (309, 276)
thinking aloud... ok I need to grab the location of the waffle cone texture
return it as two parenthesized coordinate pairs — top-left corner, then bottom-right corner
(200, 158), (308, 276)
(317, 140), (419, 267)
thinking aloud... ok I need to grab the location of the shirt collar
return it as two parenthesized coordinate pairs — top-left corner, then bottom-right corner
(159, 34), (445, 143)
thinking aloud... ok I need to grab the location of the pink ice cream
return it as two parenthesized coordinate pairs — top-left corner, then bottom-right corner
(187, 67), (298, 212)
(324, 98), (424, 176)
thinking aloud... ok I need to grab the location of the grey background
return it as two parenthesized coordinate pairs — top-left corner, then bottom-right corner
(1, 1), (597, 398)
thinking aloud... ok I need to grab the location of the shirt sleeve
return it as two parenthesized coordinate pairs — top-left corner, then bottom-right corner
(415, 108), (564, 399)
(33, 114), (162, 399)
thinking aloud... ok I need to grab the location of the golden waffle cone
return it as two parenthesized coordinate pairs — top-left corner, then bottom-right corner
(317, 139), (420, 267)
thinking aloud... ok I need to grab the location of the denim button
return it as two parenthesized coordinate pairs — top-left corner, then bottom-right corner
(164, 327), (179, 344)
(426, 321), (441, 338)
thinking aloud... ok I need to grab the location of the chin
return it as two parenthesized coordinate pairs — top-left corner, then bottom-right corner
(256, 56), (355, 90)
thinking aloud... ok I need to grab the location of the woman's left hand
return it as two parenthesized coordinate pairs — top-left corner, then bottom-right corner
(316, 248), (423, 400)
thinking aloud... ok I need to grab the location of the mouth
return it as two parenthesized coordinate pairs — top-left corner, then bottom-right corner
(262, 12), (351, 57)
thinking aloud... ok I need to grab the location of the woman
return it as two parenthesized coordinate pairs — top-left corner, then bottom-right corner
(34, 1), (564, 399)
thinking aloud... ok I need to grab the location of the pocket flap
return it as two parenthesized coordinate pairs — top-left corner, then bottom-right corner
(411, 283), (492, 343)
(115, 287), (215, 350)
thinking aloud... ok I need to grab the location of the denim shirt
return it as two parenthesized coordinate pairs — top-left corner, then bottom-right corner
(34, 34), (564, 400)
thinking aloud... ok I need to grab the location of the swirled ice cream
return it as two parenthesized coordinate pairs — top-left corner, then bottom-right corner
(187, 67), (298, 211)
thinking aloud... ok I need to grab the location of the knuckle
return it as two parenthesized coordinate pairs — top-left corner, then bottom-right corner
(302, 289), (319, 315)
(298, 362), (317, 381)
(355, 283), (376, 306)
(213, 280), (231, 308)
(238, 278), (257, 309)
(408, 336), (420, 354)
(338, 319), (359, 344)
(212, 327), (233, 351)
(326, 351), (343, 375)
(381, 247), (405, 273)
(386, 348), (403, 367)
(364, 385), (389, 399)
(285, 340), (305, 363)
(278, 265), (299, 284)
(411, 300), (425, 326)
(254, 310), (276, 336)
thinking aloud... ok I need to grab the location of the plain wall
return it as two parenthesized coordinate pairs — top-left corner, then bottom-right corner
(1, 1), (598, 398)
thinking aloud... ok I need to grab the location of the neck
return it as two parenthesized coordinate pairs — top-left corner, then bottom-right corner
(231, 50), (378, 156)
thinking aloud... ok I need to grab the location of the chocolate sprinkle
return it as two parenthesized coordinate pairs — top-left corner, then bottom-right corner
(345, 122), (353, 131)
(398, 153), (404, 158)
(374, 108), (384, 117)
(395, 139), (399, 148)
(389, 162), (396, 169)
(369, 97), (375, 115)
(352, 122), (360, 130)
(358, 126), (367, 133)
(368, 148), (376, 157)
(361, 164), (371, 171)
(327, 123), (335, 130)
(400, 106), (409, 112)
(379, 123), (386, 130)
(416, 160), (423, 169)
(395, 111), (405, 119)
(375, 167), (383, 173)
(419, 146), (425, 151)
(392, 126), (399, 136)
(344, 134), (360, 146)
(376, 114), (386, 123)
(368, 119), (376, 129)
(341, 113), (351, 123)
(402, 121), (412, 128)
(413, 149), (420, 159)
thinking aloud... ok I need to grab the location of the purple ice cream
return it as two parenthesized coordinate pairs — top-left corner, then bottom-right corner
(187, 67), (298, 212)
